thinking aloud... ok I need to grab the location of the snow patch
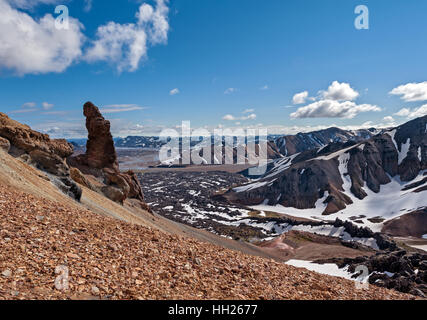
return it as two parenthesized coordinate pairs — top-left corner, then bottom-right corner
(286, 260), (357, 281)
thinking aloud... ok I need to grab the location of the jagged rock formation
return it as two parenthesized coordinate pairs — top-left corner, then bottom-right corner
(321, 250), (427, 298)
(274, 127), (378, 156)
(0, 112), (81, 201)
(222, 115), (427, 216)
(67, 102), (149, 209)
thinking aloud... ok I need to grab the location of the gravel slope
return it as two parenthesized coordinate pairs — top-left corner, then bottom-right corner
(0, 186), (415, 300)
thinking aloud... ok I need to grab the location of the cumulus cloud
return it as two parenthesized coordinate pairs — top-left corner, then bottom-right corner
(260, 85), (269, 90)
(292, 91), (308, 105)
(290, 81), (380, 119)
(390, 82), (427, 102)
(169, 88), (179, 95)
(85, 0), (169, 72)
(320, 81), (359, 101)
(290, 100), (381, 119)
(243, 108), (255, 114)
(394, 105), (427, 119)
(0, 0), (85, 75)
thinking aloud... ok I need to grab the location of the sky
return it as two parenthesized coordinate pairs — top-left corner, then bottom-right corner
(0, 0), (427, 138)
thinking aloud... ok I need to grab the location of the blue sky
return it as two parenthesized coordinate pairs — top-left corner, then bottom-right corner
(1, 0), (427, 137)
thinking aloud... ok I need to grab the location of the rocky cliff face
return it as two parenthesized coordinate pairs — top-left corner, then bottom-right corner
(67, 102), (149, 209)
(0, 112), (82, 201)
(222, 115), (427, 216)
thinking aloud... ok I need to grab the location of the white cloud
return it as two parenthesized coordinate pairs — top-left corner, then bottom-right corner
(224, 88), (237, 94)
(260, 85), (269, 90)
(137, 0), (169, 45)
(222, 113), (256, 121)
(244, 113), (257, 120)
(290, 100), (381, 119)
(390, 81), (427, 102)
(383, 116), (395, 123)
(394, 108), (411, 117)
(320, 81), (359, 101)
(100, 104), (146, 113)
(292, 91), (308, 104)
(243, 108), (255, 114)
(42, 102), (54, 110)
(85, 0), (169, 72)
(394, 105), (427, 119)
(0, 0), (85, 75)
(222, 114), (235, 121)
(290, 81), (379, 119)
(22, 102), (36, 108)
(169, 88), (179, 95)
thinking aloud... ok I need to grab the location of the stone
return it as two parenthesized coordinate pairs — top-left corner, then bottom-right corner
(2, 269), (12, 277)
(91, 286), (100, 295)
(0, 137), (10, 152)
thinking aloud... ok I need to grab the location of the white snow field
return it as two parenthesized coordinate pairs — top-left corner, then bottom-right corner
(285, 260), (360, 282)
(251, 145), (427, 232)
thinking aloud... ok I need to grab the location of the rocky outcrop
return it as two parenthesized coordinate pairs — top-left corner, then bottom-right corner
(0, 112), (81, 201)
(326, 250), (427, 298)
(68, 102), (149, 209)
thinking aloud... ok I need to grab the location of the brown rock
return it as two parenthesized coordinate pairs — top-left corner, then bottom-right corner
(101, 185), (126, 204)
(0, 112), (81, 201)
(70, 167), (91, 188)
(83, 102), (118, 170)
(0, 112), (73, 157)
(67, 102), (148, 208)
(0, 137), (10, 152)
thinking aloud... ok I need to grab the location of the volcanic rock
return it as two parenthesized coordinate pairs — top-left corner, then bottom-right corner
(0, 137), (10, 152)
(67, 102), (148, 208)
(0, 112), (81, 201)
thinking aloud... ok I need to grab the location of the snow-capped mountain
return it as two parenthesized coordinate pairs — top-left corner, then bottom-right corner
(113, 136), (166, 149)
(220, 115), (427, 232)
(274, 127), (380, 156)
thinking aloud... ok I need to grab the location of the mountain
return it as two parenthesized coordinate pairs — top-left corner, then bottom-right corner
(274, 127), (380, 156)
(220, 116), (427, 233)
(114, 136), (166, 149)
